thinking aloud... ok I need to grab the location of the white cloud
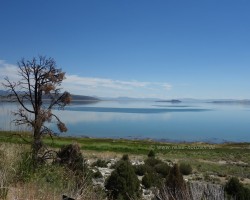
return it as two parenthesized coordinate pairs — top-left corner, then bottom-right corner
(0, 60), (19, 85)
(63, 74), (172, 98)
(63, 75), (152, 90)
(0, 60), (172, 98)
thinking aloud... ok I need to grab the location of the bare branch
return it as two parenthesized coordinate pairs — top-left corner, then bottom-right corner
(3, 77), (35, 113)
(2, 56), (70, 165)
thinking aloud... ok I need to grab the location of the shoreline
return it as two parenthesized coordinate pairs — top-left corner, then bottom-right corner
(1, 130), (250, 146)
(59, 133), (250, 145)
(1, 131), (250, 154)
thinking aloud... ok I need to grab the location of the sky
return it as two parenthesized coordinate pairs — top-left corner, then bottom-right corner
(0, 0), (250, 99)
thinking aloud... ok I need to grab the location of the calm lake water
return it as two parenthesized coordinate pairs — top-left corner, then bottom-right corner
(1, 101), (250, 143)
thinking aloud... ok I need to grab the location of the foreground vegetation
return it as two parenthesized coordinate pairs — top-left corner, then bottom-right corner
(1, 130), (249, 179)
(1, 131), (250, 199)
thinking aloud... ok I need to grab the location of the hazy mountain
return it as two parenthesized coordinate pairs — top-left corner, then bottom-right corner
(71, 94), (99, 102)
(209, 100), (250, 104)
(156, 99), (181, 103)
(100, 96), (163, 101)
(0, 90), (7, 95)
(179, 98), (239, 103)
(1, 90), (250, 104)
(0, 90), (99, 103)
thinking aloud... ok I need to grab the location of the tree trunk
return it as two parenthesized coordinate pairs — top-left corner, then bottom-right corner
(32, 128), (42, 167)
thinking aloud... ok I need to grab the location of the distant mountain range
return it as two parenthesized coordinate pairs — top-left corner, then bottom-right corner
(0, 90), (99, 102)
(100, 97), (250, 104)
(209, 100), (250, 104)
(70, 94), (99, 102)
(0, 90), (7, 95)
(100, 96), (163, 101)
(156, 99), (181, 103)
(1, 90), (250, 104)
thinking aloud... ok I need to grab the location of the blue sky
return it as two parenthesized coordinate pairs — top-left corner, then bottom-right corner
(0, 0), (250, 99)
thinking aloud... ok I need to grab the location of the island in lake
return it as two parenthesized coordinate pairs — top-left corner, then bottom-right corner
(155, 99), (182, 103)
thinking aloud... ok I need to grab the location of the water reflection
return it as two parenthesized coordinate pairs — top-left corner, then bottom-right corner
(1, 101), (250, 143)
(0, 103), (30, 131)
(52, 110), (172, 123)
(64, 106), (209, 113)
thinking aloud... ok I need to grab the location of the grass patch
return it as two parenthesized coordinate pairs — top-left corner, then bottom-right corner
(1, 131), (250, 159)
(1, 130), (250, 180)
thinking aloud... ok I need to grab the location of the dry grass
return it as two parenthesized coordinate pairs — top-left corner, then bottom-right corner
(0, 143), (26, 199)
(7, 181), (102, 200)
(8, 184), (59, 200)
(0, 143), (105, 200)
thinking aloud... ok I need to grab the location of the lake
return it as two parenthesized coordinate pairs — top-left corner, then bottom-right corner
(1, 101), (250, 143)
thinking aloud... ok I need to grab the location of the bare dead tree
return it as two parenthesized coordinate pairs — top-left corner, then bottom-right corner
(2, 56), (71, 165)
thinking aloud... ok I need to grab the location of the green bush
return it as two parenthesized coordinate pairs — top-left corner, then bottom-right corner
(179, 162), (192, 175)
(159, 164), (190, 200)
(148, 150), (155, 158)
(93, 170), (103, 178)
(166, 164), (186, 188)
(122, 154), (129, 161)
(225, 177), (242, 197)
(91, 159), (108, 168)
(142, 173), (153, 189)
(56, 143), (89, 188)
(143, 157), (171, 187)
(57, 143), (84, 173)
(145, 157), (162, 167)
(242, 187), (250, 199)
(134, 164), (164, 187)
(133, 164), (147, 176)
(154, 163), (171, 177)
(225, 177), (250, 200)
(105, 155), (141, 200)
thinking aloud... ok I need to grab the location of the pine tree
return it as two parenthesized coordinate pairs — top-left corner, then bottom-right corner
(105, 155), (141, 200)
(158, 164), (190, 200)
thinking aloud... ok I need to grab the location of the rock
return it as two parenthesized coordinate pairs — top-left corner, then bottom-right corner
(97, 167), (114, 178)
(92, 177), (105, 187)
(109, 158), (116, 165)
(131, 160), (144, 166)
(189, 181), (225, 200)
(86, 159), (91, 165)
(107, 163), (112, 168)
(142, 188), (154, 200)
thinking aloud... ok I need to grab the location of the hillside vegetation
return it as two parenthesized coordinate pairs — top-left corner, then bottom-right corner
(0, 131), (250, 199)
